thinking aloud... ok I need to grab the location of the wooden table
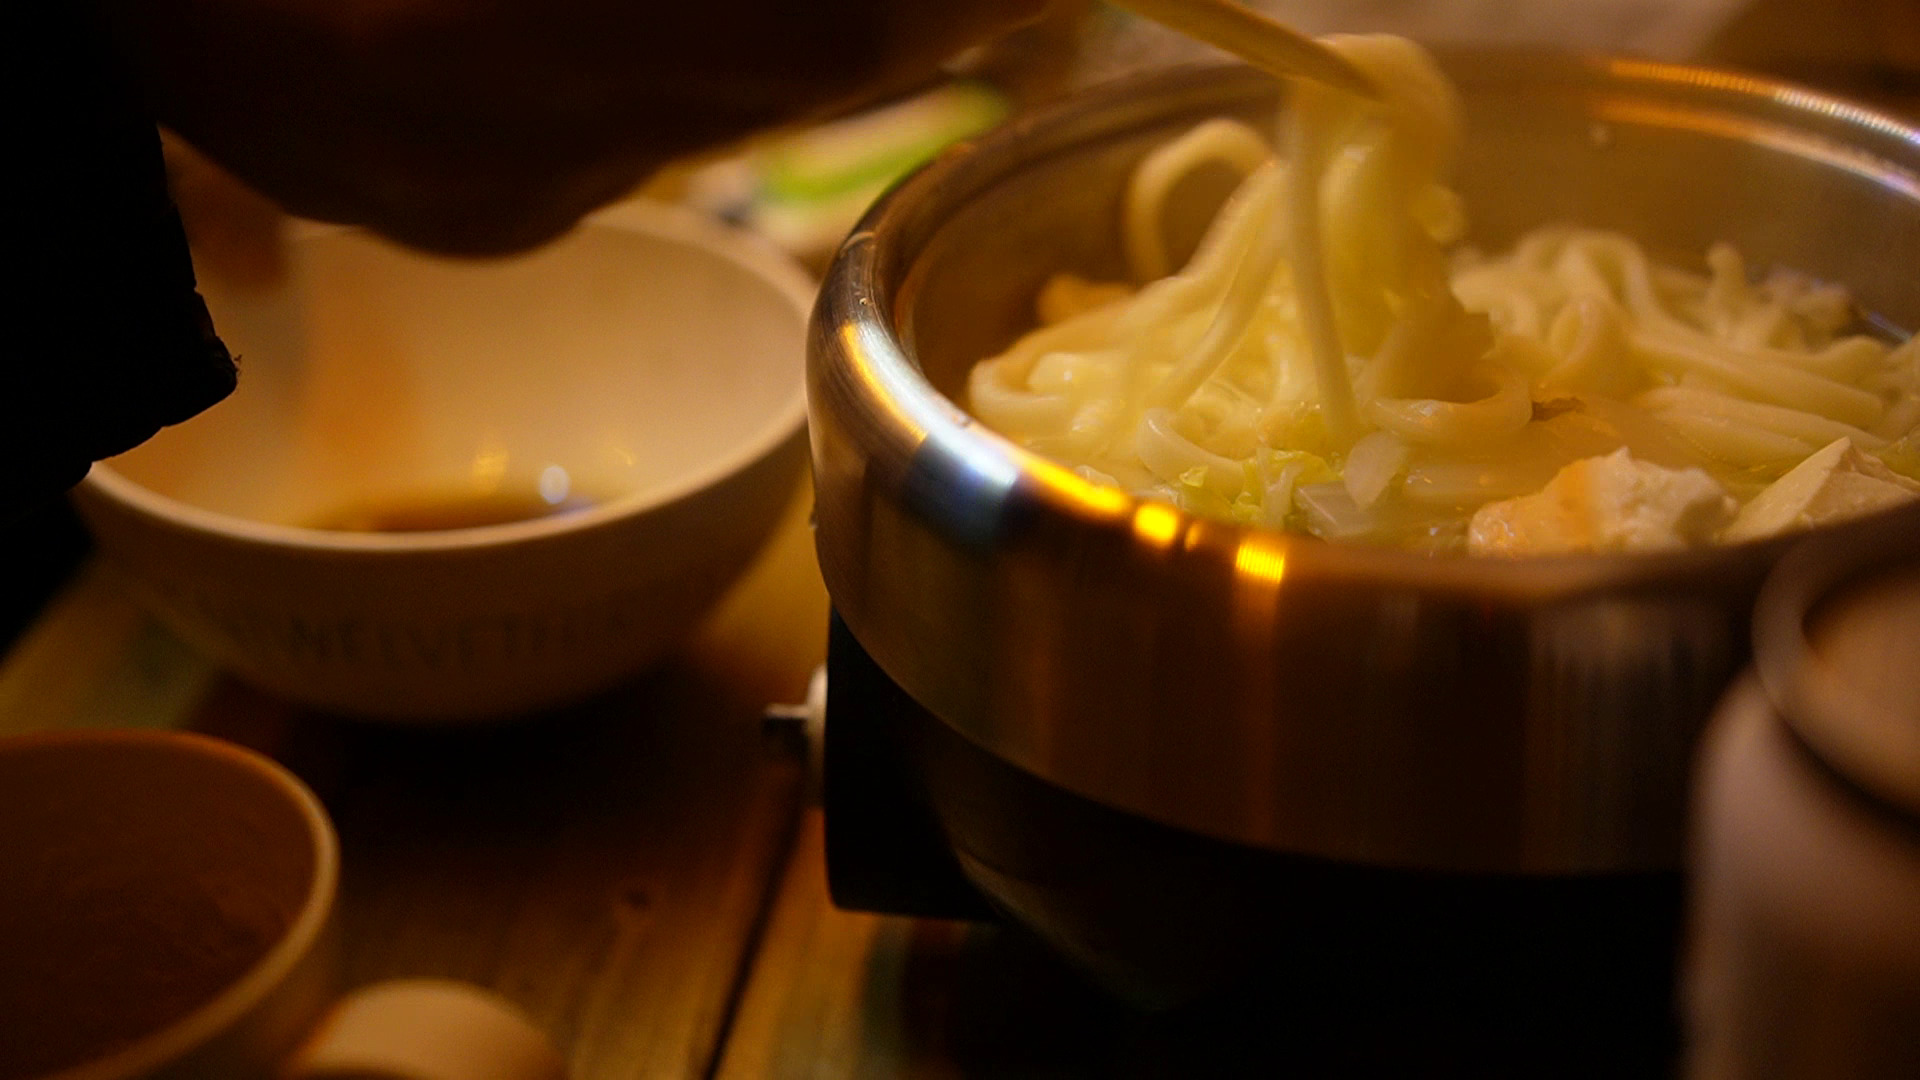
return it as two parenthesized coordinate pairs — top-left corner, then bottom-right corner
(2, 484), (836, 1079)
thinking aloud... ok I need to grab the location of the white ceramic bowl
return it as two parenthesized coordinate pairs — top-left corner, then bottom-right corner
(76, 200), (812, 720)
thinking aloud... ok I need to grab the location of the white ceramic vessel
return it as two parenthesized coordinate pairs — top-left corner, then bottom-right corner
(78, 201), (813, 720)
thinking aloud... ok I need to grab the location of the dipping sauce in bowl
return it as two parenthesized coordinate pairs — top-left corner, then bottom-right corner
(78, 200), (813, 721)
(305, 490), (600, 534)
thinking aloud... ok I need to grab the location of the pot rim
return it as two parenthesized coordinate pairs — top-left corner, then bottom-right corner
(832, 52), (1920, 602)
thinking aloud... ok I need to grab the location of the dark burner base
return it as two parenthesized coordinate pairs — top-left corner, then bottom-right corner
(825, 612), (1683, 1075)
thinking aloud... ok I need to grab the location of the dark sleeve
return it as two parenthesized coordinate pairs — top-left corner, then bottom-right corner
(3, 4), (238, 513)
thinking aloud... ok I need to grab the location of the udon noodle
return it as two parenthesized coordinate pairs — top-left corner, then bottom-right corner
(966, 35), (1920, 554)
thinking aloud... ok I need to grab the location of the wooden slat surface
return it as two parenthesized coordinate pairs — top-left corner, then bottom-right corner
(713, 812), (965, 1080)
(714, 814), (1352, 1080)
(0, 560), (218, 737)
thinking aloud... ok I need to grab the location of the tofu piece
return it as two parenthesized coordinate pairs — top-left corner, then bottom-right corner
(1723, 437), (1920, 544)
(1468, 448), (1735, 555)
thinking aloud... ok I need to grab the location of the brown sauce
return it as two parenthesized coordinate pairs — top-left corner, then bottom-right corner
(309, 491), (596, 533)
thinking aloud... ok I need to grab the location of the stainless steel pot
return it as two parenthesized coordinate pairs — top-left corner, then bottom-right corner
(810, 52), (1920, 876)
